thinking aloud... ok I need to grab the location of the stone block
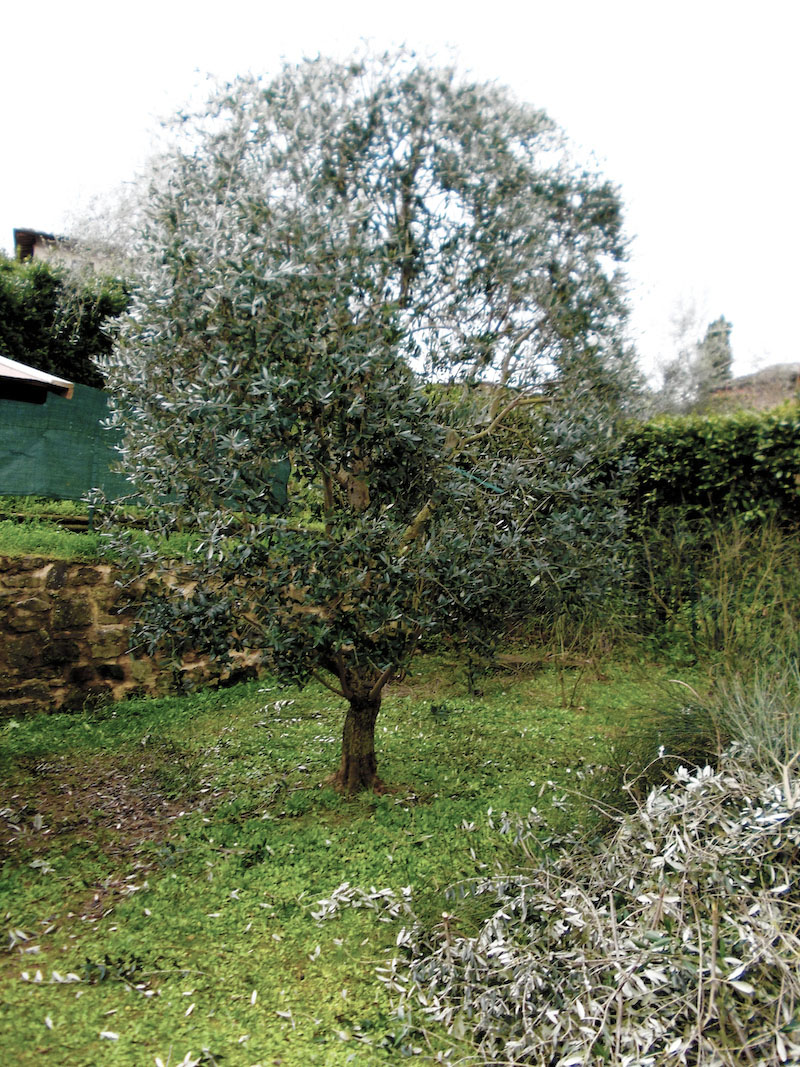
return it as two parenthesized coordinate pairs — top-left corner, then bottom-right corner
(129, 657), (156, 685)
(45, 562), (71, 590)
(69, 665), (96, 684)
(52, 596), (93, 630)
(41, 638), (81, 667)
(7, 596), (52, 632)
(0, 680), (52, 705)
(97, 589), (137, 623)
(97, 663), (126, 682)
(74, 566), (104, 587)
(0, 556), (48, 575)
(91, 626), (129, 659)
(0, 698), (52, 717)
(5, 632), (45, 668)
(1, 572), (46, 589)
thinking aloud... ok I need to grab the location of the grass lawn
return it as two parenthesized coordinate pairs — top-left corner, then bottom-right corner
(0, 655), (699, 1066)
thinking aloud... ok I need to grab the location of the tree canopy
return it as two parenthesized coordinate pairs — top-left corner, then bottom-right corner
(0, 253), (127, 389)
(103, 52), (636, 791)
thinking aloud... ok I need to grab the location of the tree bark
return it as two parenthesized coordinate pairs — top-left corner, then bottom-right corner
(332, 690), (384, 793)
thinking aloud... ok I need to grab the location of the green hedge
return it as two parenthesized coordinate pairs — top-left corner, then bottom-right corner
(623, 404), (800, 523)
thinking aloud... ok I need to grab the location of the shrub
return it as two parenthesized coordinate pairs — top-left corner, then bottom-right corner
(710, 655), (800, 792)
(633, 513), (800, 665)
(0, 253), (127, 388)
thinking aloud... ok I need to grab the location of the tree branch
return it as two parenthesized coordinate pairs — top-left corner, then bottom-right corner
(368, 663), (397, 701)
(310, 669), (347, 699)
(398, 393), (548, 553)
(461, 393), (548, 448)
(398, 497), (436, 553)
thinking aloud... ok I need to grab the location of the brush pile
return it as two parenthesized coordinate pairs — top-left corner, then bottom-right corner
(382, 749), (800, 1065)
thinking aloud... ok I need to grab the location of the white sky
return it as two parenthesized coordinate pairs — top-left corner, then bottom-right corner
(2, 0), (798, 380)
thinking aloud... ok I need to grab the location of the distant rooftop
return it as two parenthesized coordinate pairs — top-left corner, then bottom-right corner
(13, 228), (73, 262)
(709, 362), (799, 412)
(717, 363), (800, 390)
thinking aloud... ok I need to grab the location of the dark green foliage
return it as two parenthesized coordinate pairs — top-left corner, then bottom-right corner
(604, 406), (800, 664)
(631, 510), (800, 668)
(623, 405), (800, 523)
(0, 253), (127, 388)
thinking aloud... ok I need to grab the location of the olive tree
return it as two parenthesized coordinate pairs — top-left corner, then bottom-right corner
(103, 53), (634, 791)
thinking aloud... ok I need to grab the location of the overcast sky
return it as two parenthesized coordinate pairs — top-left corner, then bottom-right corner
(2, 0), (797, 380)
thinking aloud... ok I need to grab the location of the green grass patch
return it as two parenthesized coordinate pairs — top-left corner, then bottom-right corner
(0, 518), (103, 560)
(0, 517), (201, 563)
(0, 495), (91, 518)
(0, 657), (695, 1065)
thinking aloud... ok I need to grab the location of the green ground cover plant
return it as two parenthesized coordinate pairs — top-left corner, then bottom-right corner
(0, 658), (679, 1066)
(0, 497), (91, 519)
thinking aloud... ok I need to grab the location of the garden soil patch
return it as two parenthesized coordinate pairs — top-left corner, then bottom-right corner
(0, 752), (210, 867)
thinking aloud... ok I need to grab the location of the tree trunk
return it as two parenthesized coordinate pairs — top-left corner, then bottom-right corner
(333, 690), (383, 793)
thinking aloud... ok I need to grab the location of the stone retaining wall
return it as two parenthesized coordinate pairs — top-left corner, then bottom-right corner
(0, 556), (260, 715)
